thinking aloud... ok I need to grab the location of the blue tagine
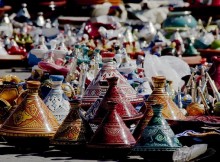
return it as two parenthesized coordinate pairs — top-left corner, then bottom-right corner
(133, 104), (182, 161)
(44, 75), (71, 124)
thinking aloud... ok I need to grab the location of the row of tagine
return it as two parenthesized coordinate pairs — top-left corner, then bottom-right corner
(0, 49), (220, 160)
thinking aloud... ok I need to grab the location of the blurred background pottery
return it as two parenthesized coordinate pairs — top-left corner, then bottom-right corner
(163, 11), (197, 31)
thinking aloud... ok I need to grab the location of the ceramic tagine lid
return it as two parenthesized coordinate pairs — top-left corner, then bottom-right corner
(51, 99), (93, 147)
(85, 76), (143, 126)
(133, 104), (182, 158)
(147, 76), (186, 120)
(81, 51), (143, 109)
(88, 101), (136, 149)
(132, 99), (156, 141)
(44, 75), (71, 124)
(0, 81), (59, 141)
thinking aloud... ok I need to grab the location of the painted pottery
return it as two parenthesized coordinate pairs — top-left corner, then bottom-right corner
(132, 100), (156, 141)
(0, 81), (59, 147)
(87, 101), (136, 157)
(81, 51), (143, 110)
(147, 76), (186, 120)
(186, 102), (205, 116)
(0, 98), (11, 125)
(163, 11), (197, 31)
(51, 99), (93, 150)
(85, 77), (143, 126)
(208, 56), (220, 91)
(0, 81), (24, 106)
(133, 104), (182, 160)
(44, 75), (71, 124)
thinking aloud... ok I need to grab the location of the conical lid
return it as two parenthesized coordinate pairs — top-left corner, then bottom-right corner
(51, 99), (93, 145)
(85, 77), (143, 124)
(148, 76), (186, 120)
(0, 81), (59, 137)
(88, 101), (136, 148)
(132, 99), (156, 141)
(133, 104), (182, 152)
(81, 51), (143, 109)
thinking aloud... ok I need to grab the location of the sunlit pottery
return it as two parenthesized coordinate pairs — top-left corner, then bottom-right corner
(87, 101), (136, 157)
(0, 79), (24, 106)
(147, 76), (186, 120)
(85, 77), (143, 126)
(163, 11), (197, 31)
(0, 98), (11, 125)
(44, 75), (71, 124)
(81, 51), (143, 110)
(51, 99), (93, 151)
(132, 99), (156, 141)
(133, 104), (182, 161)
(38, 61), (70, 76)
(0, 81), (59, 148)
(186, 102), (205, 116)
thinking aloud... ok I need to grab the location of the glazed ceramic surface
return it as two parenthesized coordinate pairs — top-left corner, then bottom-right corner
(88, 101), (136, 148)
(163, 11), (197, 30)
(44, 75), (71, 124)
(133, 104), (182, 152)
(0, 81), (59, 137)
(132, 100), (156, 141)
(147, 76), (186, 120)
(51, 99), (93, 145)
(85, 77), (143, 125)
(0, 82), (24, 106)
(81, 51), (143, 109)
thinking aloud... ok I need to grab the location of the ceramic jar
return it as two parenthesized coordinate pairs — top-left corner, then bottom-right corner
(44, 75), (71, 124)
(81, 51), (143, 110)
(163, 11), (197, 31)
(132, 99), (156, 141)
(51, 99), (93, 150)
(0, 81), (59, 147)
(133, 104), (182, 160)
(85, 76), (143, 127)
(87, 101), (136, 157)
(147, 76), (186, 120)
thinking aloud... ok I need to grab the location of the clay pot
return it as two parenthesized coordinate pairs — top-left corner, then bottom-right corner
(0, 81), (59, 148)
(85, 76), (143, 127)
(44, 75), (71, 124)
(87, 101), (136, 157)
(133, 104), (182, 161)
(51, 99), (93, 151)
(147, 76), (186, 120)
(132, 99), (156, 141)
(81, 51), (143, 110)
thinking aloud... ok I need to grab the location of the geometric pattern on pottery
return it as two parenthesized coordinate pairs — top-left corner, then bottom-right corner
(133, 104), (182, 152)
(82, 60), (143, 109)
(0, 93), (59, 137)
(44, 89), (70, 124)
(148, 95), (185, 120)
(51, 101), (94, 145)
(89, 101), (136, 148)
